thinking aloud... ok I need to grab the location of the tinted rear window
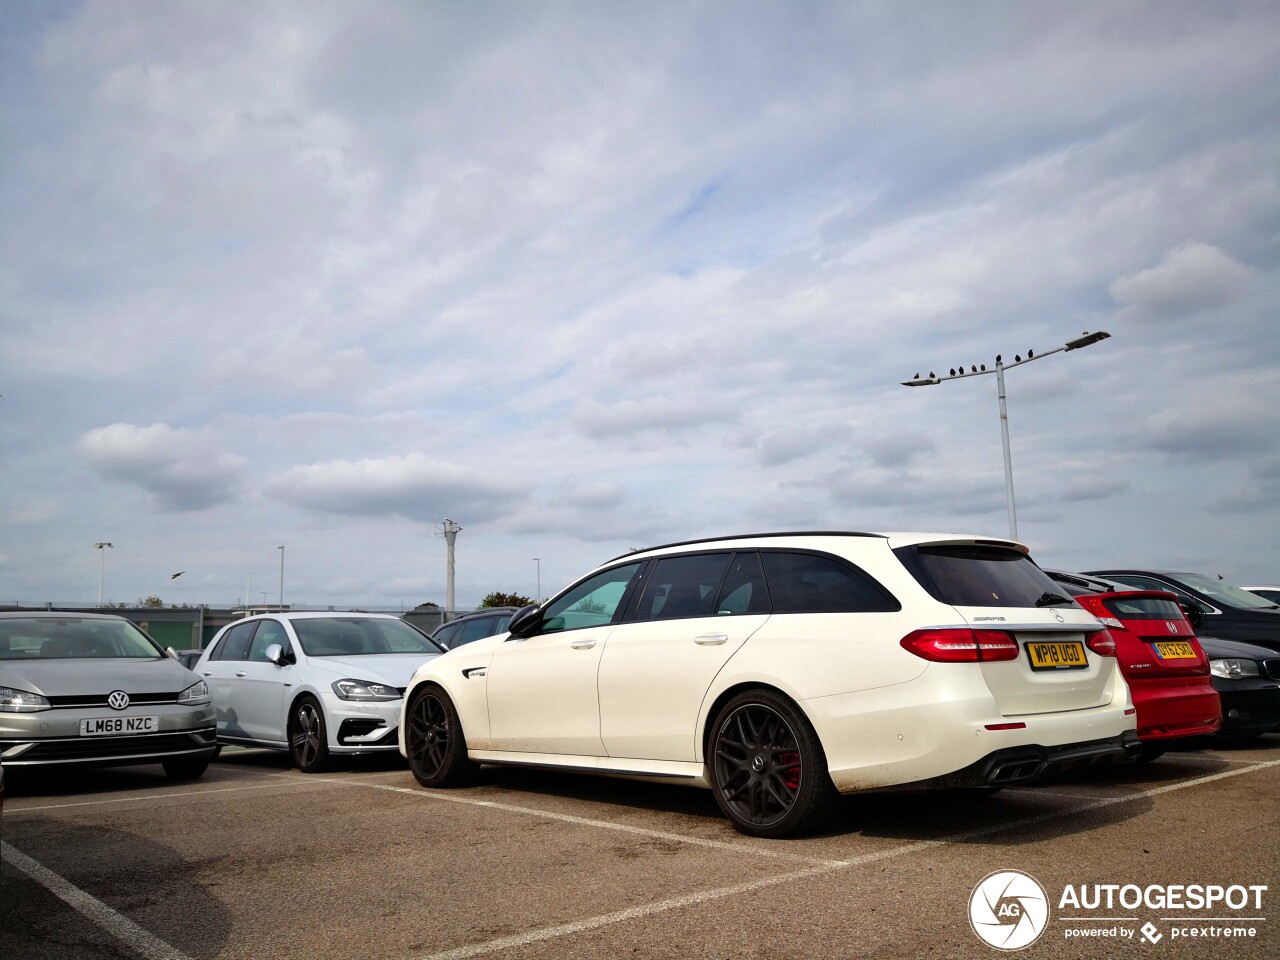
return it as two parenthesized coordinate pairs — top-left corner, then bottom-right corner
(1103, 597), (1185, 620)
(902, 545), (1061, 608)
(760, 551), (898, 613)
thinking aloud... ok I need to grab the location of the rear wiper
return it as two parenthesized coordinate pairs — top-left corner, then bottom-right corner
(1035, 592), (1074, 607)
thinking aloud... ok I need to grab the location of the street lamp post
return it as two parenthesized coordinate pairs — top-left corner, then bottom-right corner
(93, 542), (113, 606)
(901, 331), (1111, 542)
(277, 545), (285, 612)
(533, 557), (541, 601)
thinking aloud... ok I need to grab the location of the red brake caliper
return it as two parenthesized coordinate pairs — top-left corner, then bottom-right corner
(781, 752), (800, 791)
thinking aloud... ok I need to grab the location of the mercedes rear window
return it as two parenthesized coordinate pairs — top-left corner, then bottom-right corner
(898, 544), (1065, 608)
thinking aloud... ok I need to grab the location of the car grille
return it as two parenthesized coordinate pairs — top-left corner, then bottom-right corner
(1263, 659), (1280, 682)
(0, 728), (216, 763)
(46, 693), (182, 708)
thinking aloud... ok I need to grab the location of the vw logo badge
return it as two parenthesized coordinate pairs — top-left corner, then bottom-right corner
(107, 690), (130, 711)
(1166, 621), (1179, 634)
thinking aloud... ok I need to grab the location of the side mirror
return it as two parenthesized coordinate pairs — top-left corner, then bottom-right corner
(264, 643), (290, 666)
(507, 604), (543, 638)
(165, 646), (180, 661)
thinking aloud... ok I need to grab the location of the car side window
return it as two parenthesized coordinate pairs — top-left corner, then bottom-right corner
(715, 551), (771, 615)
(634, 553), (731, 621)
(434, 622), (462, 648)
(761, 551), (898, 613)
(540, 562), (644, 634)
(458, 616), (501, 645)
(212, 621), (257, 661)
(249, 620), (289, 662)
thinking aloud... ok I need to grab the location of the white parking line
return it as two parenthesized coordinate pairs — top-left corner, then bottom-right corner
(7, 777), (309, 814)
(341, 781), (842, 867)
(404, 758), (1280, 960)
(1, 840), (193, 960)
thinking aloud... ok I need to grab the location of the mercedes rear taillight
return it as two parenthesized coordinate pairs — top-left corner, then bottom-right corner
(899, 628), (1020, 663)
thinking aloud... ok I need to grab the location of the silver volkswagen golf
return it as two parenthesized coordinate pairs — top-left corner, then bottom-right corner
(0, 612), (217, 779)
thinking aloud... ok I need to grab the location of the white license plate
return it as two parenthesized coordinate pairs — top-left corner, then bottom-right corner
(80, 716), (159, 736)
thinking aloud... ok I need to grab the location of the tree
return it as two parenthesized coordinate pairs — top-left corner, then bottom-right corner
(141, 596), (164, 608)
(480, 591), (534, 608)
(414, 601), (440, 610)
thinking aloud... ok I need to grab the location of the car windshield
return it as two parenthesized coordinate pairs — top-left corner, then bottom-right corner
(290, 617), (444, 657)
(1174, 573), (1280, 610)
(0, 618), (164, 659)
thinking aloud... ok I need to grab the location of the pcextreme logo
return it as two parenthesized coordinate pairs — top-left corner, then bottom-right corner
(969, 870), (1269, 950)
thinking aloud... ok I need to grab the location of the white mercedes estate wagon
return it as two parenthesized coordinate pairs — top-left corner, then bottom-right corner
(399, 533), (1139, 837)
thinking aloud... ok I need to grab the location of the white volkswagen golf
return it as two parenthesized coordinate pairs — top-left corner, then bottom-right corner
(198, 612), (444, 772)
(399, 533), (1139, 837)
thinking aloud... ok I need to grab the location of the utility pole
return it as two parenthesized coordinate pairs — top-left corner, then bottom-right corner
(441, 519), (462, 611)
(277, 545), (286, 611)
(93, 542), (113, 606)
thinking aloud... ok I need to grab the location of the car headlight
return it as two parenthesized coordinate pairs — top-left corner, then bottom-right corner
(0, 685), (50, 713)
(331, 679), (401, 701)
(177, 680), (211, 705)
(1210, 658), (1260, 679)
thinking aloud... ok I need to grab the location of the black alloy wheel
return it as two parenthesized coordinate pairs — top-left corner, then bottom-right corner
(710, 689), (838, 838)
(406, 686), (478, 788)
(289, 697), (330, 773)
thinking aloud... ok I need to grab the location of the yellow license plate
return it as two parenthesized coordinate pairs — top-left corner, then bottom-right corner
(1026, 640), (1088, 670)
(1153, 641), (1197, 660)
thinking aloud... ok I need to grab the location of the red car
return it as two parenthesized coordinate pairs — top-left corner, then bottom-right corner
(1048, 571), (1222, 760)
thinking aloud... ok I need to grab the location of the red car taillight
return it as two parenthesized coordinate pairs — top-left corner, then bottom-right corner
(1086, 629), (1117, 657)
(900, 628), (1020, 663)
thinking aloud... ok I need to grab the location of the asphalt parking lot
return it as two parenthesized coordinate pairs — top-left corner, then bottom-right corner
(3, 736), (1278, 960)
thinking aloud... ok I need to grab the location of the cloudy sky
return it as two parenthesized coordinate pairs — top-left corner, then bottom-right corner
(2, 1), (1277, 610)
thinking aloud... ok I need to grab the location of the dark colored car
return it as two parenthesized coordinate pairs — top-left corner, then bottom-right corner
(1084, 569), (1280, 653)
(431, 607), (520, 650)
(1046, 571), (1221, 759)
(1197, 635), (1280, 737)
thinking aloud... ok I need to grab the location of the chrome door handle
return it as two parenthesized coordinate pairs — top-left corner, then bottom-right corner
(235, 671), (247, 677)
(694, 634), (729, 645)
(201, 671), (213, 677)
(570, 638), (597, 650)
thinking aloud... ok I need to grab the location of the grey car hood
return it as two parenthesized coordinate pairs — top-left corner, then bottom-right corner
(0, 658), (196, 697)
(302, 652), (441, 686)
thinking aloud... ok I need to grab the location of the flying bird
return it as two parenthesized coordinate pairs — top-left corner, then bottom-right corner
(170, 571), (185, 579)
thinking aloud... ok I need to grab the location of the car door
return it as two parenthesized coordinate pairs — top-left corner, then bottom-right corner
(233, 618), (294, 745)
(485, 561), (644, 756)
(598, 551), (770, 761)
(199, 621), (257, 740)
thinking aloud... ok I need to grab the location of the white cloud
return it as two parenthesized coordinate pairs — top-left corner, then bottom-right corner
(1109, 241), (1255, 319)
(78, 423), (243, 510)
(2, 3), (1278, 603)
(264, 453), (531, 524)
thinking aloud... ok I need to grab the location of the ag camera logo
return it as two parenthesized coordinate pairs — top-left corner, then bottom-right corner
(970, 870), (1050, 950)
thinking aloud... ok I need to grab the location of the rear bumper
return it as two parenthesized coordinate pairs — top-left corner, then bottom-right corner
(1130, 680), (1222, 741)
(910, 731), (1142, 789)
